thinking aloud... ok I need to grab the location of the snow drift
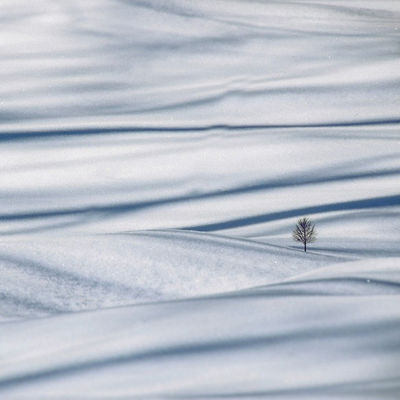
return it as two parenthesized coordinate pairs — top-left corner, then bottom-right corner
(1, 259), (400, 399)
(0, 230), (345, 321)
(0, 0), (399, 399)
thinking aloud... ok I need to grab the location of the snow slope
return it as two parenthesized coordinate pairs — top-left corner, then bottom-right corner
(0, 0), (399, 239)
(1, 259), (400, 399)
(0, 0), (400, 398)
(0, 0), (399, 129)
(0, 230), (346, 321)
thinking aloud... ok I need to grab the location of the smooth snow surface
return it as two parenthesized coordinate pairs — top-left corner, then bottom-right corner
(0, 0), (400, 399)
(1, 259), (400, 399)
(0, 230), (344, 321)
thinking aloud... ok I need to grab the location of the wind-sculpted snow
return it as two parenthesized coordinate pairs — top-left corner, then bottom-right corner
(1, 0), (400, 398)
(0, 259), (399, 399)
(0, 230), (347, 321)
(0, 0), (399, 237)
(0, 0), (399, 129)
(0, 125), (399, 237)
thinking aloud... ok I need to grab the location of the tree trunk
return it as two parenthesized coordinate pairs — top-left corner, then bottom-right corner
(304, 241), (307, 252)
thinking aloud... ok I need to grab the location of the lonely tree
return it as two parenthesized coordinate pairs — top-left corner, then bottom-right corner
(292, 217), (317, 252)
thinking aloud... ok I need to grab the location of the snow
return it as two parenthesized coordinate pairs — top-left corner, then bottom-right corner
(0, 230), (345, 321)
(1, 259), (400, 399)
(0, 0), (400, 398)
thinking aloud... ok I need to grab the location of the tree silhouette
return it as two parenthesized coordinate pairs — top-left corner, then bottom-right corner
(292, 217), (317, 252)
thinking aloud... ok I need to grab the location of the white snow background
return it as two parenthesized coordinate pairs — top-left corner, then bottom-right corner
(0, 0), (400, 398)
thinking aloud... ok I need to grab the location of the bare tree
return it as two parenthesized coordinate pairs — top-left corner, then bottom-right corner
(292, 217), (317, 252)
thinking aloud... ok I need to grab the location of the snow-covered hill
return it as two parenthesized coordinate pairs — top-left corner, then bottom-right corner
(1, 0), (399, 129)
(1, 259), (399, 399)
(0, 230), (347, 321)
(0, 0), (399, 398)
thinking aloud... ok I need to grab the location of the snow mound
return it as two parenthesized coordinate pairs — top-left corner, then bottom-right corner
(0, 230), (344, 321)
(0, 259), (399, 399)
